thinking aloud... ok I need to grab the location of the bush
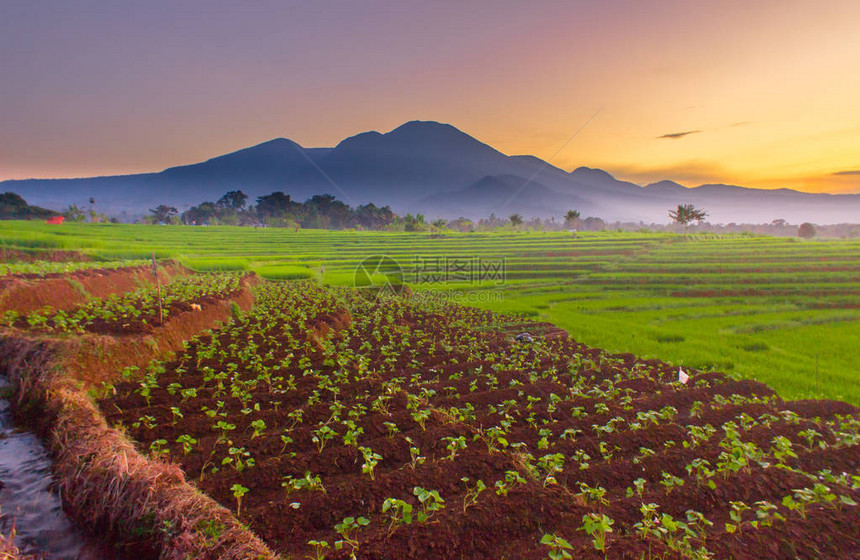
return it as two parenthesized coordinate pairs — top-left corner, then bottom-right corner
(798, 223), (816, 239)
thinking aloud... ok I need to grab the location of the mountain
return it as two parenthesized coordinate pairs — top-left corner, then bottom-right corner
(421, 174), (594, 218)
(2, 120), (859, 223)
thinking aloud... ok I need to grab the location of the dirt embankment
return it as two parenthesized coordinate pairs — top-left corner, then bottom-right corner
(0, 262), (189, 315)
(0, 273), (275, 560)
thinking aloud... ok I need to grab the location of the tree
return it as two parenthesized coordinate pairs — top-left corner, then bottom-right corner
(509, 213), (523, 228)
(564, 210), (581, 229)
(798, 222), (816, 239)
(581, 216), (606, 231)
(0, 192), (59, 220)
(218, 190), (248, 210)
(255, 192), (296, 219)
(448, 217), (474, 232)
(402, 213), (426, 232)
(149, 204), (178, 224)
(669, 204), (708, 238)
(431, 218), (447, 232)
(355, 203), (395, 230)
(305, 194), (352, 229)
(63, 204), (86, 222)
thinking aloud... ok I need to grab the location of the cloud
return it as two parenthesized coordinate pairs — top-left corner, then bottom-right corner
(832, 169), (860, 176)
(730, 121), (752, 127)
(656, 130), (702, 139)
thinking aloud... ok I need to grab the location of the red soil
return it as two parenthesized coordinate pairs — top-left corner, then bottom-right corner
(0, 263), (188, 315)
(100, 286), (860, 560)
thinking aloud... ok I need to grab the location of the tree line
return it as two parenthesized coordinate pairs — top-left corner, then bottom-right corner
(150, 190), (407, 230)
(0, 192), (59, 220)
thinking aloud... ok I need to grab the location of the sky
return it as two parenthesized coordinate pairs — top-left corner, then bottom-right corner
(1, 0), (859, 193)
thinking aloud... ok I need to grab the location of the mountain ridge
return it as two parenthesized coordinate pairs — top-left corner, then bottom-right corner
(2, 120), (858, 224)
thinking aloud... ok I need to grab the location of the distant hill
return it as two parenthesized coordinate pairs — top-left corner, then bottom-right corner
(3, 120), (859, 223)
(421, 174), (595, 218)
(0, 192), (59, 220)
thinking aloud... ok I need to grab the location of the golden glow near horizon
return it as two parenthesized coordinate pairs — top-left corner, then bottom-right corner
(1, 1), (858, 194)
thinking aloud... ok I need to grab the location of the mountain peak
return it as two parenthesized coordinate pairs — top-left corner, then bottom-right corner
(332, 120), (502, 160)
(391, 120), (460, 133)
(645, 179), (687, 191)
(204, 137), (303, 161)
(570, 166), (617, 182)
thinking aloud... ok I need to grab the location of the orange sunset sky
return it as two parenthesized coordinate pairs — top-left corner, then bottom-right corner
(1, 0), (858, 193)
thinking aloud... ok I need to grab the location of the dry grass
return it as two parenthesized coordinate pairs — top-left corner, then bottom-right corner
(0, 529), (22, 560)
(0, 275), (276, 559)
(0, 509), (35, 560)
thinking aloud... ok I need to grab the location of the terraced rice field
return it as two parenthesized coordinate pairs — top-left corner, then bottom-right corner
(0, 222), (857, 404)
(0, 253), (857, 559)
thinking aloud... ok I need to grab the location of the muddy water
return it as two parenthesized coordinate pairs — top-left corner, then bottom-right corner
(0, 377), (116, 559)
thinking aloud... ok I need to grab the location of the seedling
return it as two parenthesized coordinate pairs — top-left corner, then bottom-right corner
(222, 446), (254, 472)
(725, 501), (749, 534)
(579, 513), (614, 555)
(412, 409), (432, 430)
(537, 453), (565, 486)
(539, 533), (573, 560)
(250, 419), (267, 439)
(342, 420), (364, 446)
(282, 471), (326, 498)
(753, 500), (785, 527)
(383, 421), (400, 437)
(381, 498), (413, 537)
(333, 516), (369, 557)
(626, 477), (646, 498)
(413, 486), (445, 522)
(442, 435), (467, 461)
(460, 477), (487, 513)
(214, 420), (236, 445)
(231, 483), (249, 517)
(660, 471), (685, 494)
(306, 540), (329, 560)
(176, 434), (197, 455)
(407, 440), (426, 470)
(495, 470), (526, 496)
(149, 439), (169, 457)
(577, 482), (609, 506)
(359, 446), (382, 480)
(311, 424), (338, 453)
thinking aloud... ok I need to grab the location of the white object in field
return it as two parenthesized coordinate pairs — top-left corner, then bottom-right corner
(678, 367), (690, 385)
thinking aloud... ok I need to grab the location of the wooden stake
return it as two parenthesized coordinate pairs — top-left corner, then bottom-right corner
(152, 252), (163, 325)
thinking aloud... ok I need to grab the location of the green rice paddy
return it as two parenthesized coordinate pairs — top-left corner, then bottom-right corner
(2, 221), (857, 404)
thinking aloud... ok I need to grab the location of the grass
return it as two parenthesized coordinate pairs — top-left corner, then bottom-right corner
(1, 220), (857, 404)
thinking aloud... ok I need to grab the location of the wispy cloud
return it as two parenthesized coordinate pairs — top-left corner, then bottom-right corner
(832, 169), (860, 176)
(657, 130), (702, 140)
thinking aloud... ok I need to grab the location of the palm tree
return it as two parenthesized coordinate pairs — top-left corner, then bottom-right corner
(564, 209), (581, 228)
(509, 213), (523, 228)
(668, 204), (707, 238)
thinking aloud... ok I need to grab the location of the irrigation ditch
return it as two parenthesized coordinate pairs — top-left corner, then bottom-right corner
(0, 264), (274, 559)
